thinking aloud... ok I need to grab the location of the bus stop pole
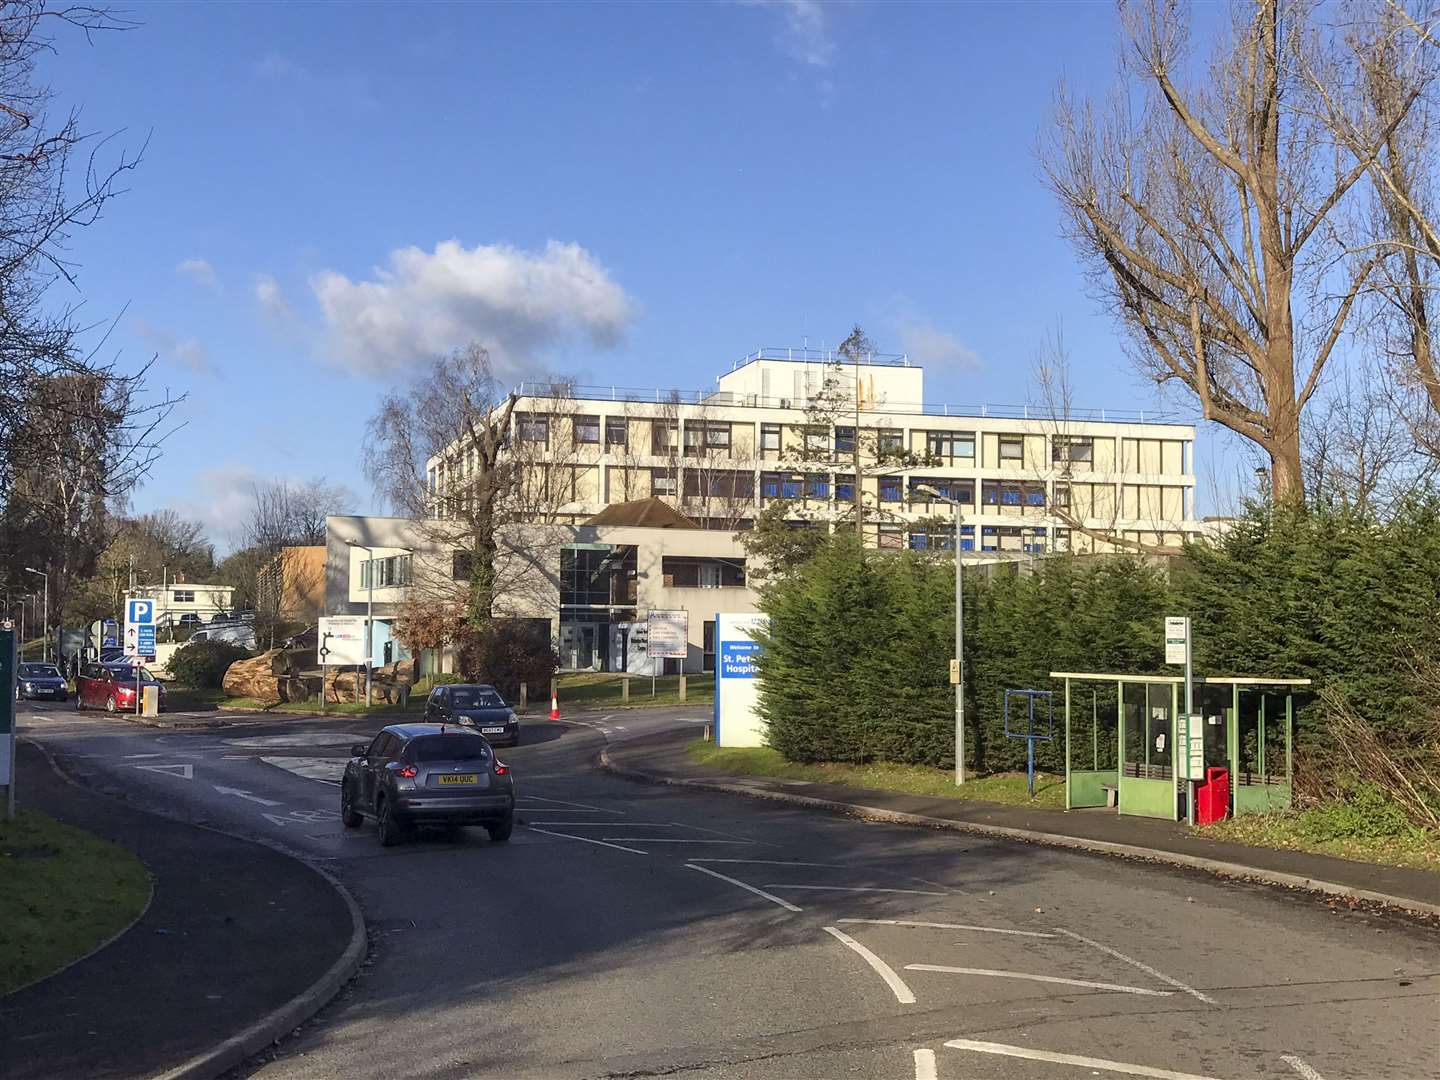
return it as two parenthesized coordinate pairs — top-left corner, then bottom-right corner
(1185, 617), (1195, 827)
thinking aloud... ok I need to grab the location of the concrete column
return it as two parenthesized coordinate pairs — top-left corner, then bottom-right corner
(622, 677), (630, 703)
(679, 675), (687, 702)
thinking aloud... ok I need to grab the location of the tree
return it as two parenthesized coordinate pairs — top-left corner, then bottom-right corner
(1043, 0), (1424, 501)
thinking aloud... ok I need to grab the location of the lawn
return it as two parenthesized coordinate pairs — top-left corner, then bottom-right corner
(685, 739), (1066, 809)
(554, 672), (714, 712)
(0, 811), (151, 995)
(219, 694), (426, 718)
(1203, 812), (1440, 872)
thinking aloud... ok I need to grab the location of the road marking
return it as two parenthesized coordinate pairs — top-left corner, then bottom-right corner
(763, 885), (947, 896)
(527, 827), (648, 855)
(907, 964), (1173, 997)
(823, 925), (916, 1004)
(525, 821), (675, 827)
(224, 732), (370, 748)
(667, 821), (770, 842)
(513, 807), (616, 814)
(124, 752), (167, 758)
(213, 785), (282, 806)
(944, 1040), (1222, 1079)
(604, 838), (751, 843)
(913, 1048), (937, 1080)
(689, 858), (851, 868)
(686, 864), (802, 912)
(838, 918), (1055, 939)
(517, 795), (612, 811)
(259, 756), (346, 785)
(1054, 928), (1217, 1004)
(1282, 1056), (1327, 1080)
(133, 763), (193, 779)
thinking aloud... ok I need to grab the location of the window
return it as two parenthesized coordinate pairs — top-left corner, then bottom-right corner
(703, 620), (716, 672)
(877, 524), (903, 549)
(908, 478), (974, 504)
(365, 554), (412, 588)
(805, 474), (829, 500)
(683, 469), (753, 499)
(927, 431), (976, 459)
(574, 415), (600, 444)
(879, 477), (902, 502)
(651, 468), (677, 496)
(407, 735), (491, 763)
(453, 551), (474, 581)
(998, 436), (1025, 463)
(1052, 436), (1093, 465)
(804, 427), (828, 453)
(761, 472), (802, 500)
(877, 430), (904, 458)
(172, 589), (195, 603)
(760, 423), (781, 452)
(981, 481), (1044, 508)
(835, 474), (855, 501)
(684, 421), (731, 455)
(651, 421), (679, 455)
(1053, 483), (1070, 509)
(518, 414), (549, 443)
(662, 556), (747, 588)
(605, 417), (627, 447)
(835, 426), (855, 453)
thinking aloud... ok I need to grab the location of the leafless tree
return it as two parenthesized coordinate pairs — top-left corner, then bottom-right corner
(1043, 0), (1424, 502)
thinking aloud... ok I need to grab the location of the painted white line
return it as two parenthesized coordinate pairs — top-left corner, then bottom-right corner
(1054, 928), (1217, 1005)
(913, 1047), (937, 1080)
(1282, 1055), (1327, 1080)
(526, 827), (649, 855)
(259, 755), (346, 785)
(123, 752), (167, 758)
(764, 885), (947, 896)
(516, 795), (611, 811)
(525, 821), (672, 827)
(512, 807), (614, 814)
(838, 918), (1056, 939)
(133, 763), (193, 779)
(686, 864), (802, 912)
(944, 1040), (1222, 1080)
(823, 925), (916, 1005)
(908, 964), (1172, 997)
(688, 858), (851, 868)
(213, 785), (283, 806)
(603, 838), (752, 843)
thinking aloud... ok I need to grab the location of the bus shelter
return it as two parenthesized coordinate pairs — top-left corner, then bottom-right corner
(1050, 672), (1312, 821)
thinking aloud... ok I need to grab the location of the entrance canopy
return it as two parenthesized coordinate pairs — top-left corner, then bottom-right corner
(1049, 672), (1312, 821)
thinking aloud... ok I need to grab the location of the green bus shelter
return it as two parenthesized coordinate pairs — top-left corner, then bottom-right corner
(1050, 671), (1312, 821)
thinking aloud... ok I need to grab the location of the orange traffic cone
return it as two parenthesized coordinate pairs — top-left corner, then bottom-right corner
(549, 688), (560, 720)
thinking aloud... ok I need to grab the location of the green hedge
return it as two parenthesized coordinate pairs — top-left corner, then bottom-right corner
(169, 640), (253, 688)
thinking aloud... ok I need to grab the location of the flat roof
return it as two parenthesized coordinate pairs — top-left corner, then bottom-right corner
(1049, 672), (1313, 686)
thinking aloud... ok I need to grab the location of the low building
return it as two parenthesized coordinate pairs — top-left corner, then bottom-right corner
(257, 545), (326, 623)
(128, 579), (235, 630)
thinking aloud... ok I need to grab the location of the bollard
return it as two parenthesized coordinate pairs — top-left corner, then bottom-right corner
(622, 677), (629, 703)
(519, 682), (528, 713)
(703, 722), (713, 742)
(679, 675), (687, 702)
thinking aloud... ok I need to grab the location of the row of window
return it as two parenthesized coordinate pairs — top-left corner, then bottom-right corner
(358, 554), (413, 590)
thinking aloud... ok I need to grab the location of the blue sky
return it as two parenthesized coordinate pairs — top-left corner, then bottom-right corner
(46, 1), (1244, 549)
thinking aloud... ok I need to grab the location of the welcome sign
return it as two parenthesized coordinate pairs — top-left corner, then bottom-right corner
(714, 613), (767, 747)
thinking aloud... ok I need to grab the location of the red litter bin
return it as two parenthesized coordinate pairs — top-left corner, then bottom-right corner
(1195, 766), (1230, 825)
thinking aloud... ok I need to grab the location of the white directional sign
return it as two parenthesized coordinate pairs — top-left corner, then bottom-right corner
(125, 597), (156, 660)
(647, 609), (689, 659)
(317, 616), (369, 666)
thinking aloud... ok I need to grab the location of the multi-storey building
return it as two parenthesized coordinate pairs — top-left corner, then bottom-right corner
(432, 347), (1199, 555)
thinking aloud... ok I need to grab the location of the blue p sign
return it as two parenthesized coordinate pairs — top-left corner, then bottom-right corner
(126, 599), (154, 624)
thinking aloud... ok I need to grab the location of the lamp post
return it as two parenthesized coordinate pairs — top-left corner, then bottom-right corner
(915, 485), (966, 785)
(24, 567), (47, 664)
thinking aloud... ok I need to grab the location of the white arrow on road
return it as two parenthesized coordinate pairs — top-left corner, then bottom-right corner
(213, 785), (283, 806)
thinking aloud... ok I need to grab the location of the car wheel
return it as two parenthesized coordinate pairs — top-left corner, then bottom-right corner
(376, 796), (405, 847)
(339, 782), (362, 828)
(105, 694), (117, 713)
(486, 813), (514, 843)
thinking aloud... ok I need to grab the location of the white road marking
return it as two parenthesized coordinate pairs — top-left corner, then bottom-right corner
(603, 838), (751, 843)
(517, 795), (611, 811)
(224, 732), (370, 748)
(213, 785), (282, 806)
(944, 1039), (1223, 1079)
(686, 864), (802, 912)
(1054, 928), (1217, 1005)
(513, 807), (615, 814)
(838, 918), (1056, 939)
(764, 885), (947, 896)
(823, 926), (916, 1005)
(527, 827), (649, 855)
(688, 858), (851, 868)
(133, 763), (193, 779)
(913, 1048), (937, 1080)
(907, 964), (1172, 997)
(259, 756), (346, 785)
(1282, 1055), (1328, 1080)
(525, 821), (675, 827)
(123, 752), (167, 758)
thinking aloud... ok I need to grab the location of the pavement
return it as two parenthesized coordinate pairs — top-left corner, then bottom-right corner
(13, 701), (1440, 1080)
(0, 740), (362, 1080)
(600, 727), (1440, 915)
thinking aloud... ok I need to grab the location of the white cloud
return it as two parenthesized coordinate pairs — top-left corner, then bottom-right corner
(897, 320), (981, 371)
(254, 273), (295, 323)
(182, 465), (259, 552)
(133, 317), (214, 376)
(176, 258), (218, 290)
(741, 0), (835, 68)
(310, 239), (633, 378)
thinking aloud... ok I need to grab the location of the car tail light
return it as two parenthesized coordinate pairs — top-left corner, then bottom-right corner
(493, 761), (509, 776)
(395, 764), (417, 778)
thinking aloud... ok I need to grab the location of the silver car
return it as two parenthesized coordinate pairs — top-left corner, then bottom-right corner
(340, 723), (516, 847)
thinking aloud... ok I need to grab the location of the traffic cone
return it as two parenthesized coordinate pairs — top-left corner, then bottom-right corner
(549, 688), (560, 720)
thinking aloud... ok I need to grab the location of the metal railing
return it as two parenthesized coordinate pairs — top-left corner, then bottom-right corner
(731, 345), (913, 369)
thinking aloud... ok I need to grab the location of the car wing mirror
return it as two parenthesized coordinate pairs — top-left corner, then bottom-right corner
(351, 743), (369, 758)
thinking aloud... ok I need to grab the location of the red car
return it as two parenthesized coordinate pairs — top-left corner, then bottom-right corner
(75, 662), (166, 713)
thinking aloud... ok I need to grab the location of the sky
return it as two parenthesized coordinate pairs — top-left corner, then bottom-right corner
(43, 0), (1250, 551)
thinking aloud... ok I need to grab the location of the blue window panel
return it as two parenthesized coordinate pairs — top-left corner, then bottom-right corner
(982, 543), (998, 552)
(982, 526), (997, 535)
(1002, 490), (1022, 505)
(1033, 527), (1047, 535)
(782, 481), (801, 499)
(909, 534), (928, 550)
(809, 480), (830, 499)
(961, 525), (975, 536)
(879, 479), (902, 502)
(1026, 491), (1046, 506)
(836, 482), (854, 500)
(961, 539), (975, 551)
(761, 479), (780, 498)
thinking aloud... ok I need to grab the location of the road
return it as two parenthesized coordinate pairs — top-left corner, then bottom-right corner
(18, 701), (1440, 1080)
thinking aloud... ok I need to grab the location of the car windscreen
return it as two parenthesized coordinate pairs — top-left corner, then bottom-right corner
(20, 665), (60, 678)
(407, 735), (492, 763)
(449, 688), (505, 709)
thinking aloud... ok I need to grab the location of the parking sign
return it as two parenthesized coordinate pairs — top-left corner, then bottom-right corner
(125, 597), (156, 660)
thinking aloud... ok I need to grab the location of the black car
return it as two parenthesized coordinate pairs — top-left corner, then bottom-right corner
(340, 724), (516, 847)
(16, 663), (67, 701)
(423, 683), (520, 747)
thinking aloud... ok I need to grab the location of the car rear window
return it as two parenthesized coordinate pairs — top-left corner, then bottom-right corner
(450, 688), (505, 709)
(407, 735), (492, 763)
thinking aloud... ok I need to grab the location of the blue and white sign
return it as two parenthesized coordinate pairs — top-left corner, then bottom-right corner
(714, 613), (767, 747)
(124, 597), (156, 660)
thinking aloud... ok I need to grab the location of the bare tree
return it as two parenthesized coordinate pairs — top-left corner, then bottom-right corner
(1043, 0), (1424, 502)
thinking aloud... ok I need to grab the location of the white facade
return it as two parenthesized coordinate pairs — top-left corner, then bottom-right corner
(129, 582), (235, 628)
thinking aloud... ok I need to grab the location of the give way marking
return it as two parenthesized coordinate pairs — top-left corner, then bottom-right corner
(213, 785), (282, 806)
(944, 1039), (1222, 1080)
(132, 763), (192, 779)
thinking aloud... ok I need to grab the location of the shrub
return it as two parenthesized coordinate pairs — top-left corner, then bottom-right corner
(169, 640), (253, 688)
(456, 619), (556, 701)
(1295, 783), (1424, 843)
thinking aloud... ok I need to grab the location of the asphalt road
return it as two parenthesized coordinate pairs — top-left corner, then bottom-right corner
(18, 701), (1440, 1080)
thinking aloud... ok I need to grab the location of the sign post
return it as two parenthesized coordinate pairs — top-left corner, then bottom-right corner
(1, 627), (15, 819)
(1166, 615), (1196, 825)
(125, 598), (156, 717)
(318, 631), (331, 716)
(646, 610), (689, 696)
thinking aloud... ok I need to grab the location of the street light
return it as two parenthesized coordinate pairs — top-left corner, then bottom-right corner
(23, 567), (47, 664)
(914, 485), (966, 785)
(346, 541), (413, 707)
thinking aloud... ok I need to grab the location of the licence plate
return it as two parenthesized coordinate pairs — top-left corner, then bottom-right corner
(438, 774), (478, 785)
(481, 727), (505, 734)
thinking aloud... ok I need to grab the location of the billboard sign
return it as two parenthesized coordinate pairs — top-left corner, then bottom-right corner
(124, 597), (156, 660)
(317, 616), (369, 666)
(715, 613), (767, 748)
(647, 610), (689, 659)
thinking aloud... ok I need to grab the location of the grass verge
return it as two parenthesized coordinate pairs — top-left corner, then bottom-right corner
(219, 695), (426, 718)
(1202, 813), (1440, 872)
(0, 811), (151, 995)
(557, 673), (714, 711)
(685, 739), (1065, 808)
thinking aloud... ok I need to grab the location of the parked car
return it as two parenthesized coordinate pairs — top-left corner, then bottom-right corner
(75, 662), (167, 713)
(340, 724), (515, 847)
(177, 613), (203, 627)
(189, 623), (258, 650)
(16, 663), (67, 701)
(423, 684), (520, 747)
